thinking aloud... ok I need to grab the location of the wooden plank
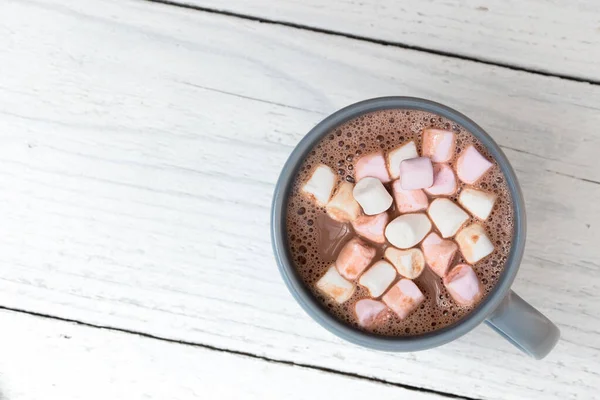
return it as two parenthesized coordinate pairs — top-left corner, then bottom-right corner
(0, 0), (599, 399)
(0, 310), (450, 400)
(177, 0), (600, 82)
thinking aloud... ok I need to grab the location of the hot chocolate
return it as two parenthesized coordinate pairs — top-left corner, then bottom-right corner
(286, 109), (513, 336)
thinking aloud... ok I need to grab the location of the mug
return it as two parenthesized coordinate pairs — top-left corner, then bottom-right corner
(271, 97), (560, 359)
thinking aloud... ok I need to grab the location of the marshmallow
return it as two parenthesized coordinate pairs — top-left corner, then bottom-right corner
(455, 223), (494, 264)
(458, 188), (497, 220)
(382, 279), (425, 320)
(351, 212), (388, 244)
(358, 260), (397, 297)
(456, 145), (493, 184)
(354, 299), (389, 328)
(385, 213), (432, 249)
(428, 198), (469, 238)
(422, 128), (456, 162)
(353, 177), (393, 215)
(301, 164), (336, 206)
(443, 264), (483, 306)
(384, 247), (425, 279)
(355, 152), (391, 183)
(335, 237), (376, 280)
(316, 264), (355, 303)
(424, 163), (457, 196)
(421, 232), (458, 278)
(391, 180), (428, 213)
(325, 182), (362, 222)
(400, 157), (434, 190)
(387, 141), (418, 180)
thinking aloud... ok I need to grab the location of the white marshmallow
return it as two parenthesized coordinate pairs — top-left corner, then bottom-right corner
(387, 141), (418, 180)
(316, 264), (355, 303)
(358, 260), (397, 297)
(427, 198), (469, 238)
(458, 188), (497, 220)
(326, 182), (362, 222)
(385, 213), (432, 249)
(353, 177), (393, 215)
(302, 164), (336, 206)
(455, 223), (495, 263)
(384, 247), (425, 279)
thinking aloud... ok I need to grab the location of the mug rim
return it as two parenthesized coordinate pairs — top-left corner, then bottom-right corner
(271, 96), (526, 351)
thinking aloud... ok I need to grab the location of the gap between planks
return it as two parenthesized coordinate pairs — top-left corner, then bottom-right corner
(143, 0), (600, 86)
(0, 305), (477, 400)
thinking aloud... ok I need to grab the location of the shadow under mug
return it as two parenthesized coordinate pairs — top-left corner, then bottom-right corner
(271, 97), (560, 359)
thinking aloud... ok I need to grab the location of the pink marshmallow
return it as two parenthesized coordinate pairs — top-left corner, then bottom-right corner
(456, 145), (493, 184)
(354, 299), (389, 328)
(422, 129), (456, 162)
(399, 157), (434, 190)
(443, 264), (483, 306)
(392, 180), (428, 213)
(335, 238), (376, 280)
(421, 232), (458, 278)
(382, 279), (425, 320)
(351, 212), (389, 244)
(424, 163), (457, 196)
(355, 152), (391, 183)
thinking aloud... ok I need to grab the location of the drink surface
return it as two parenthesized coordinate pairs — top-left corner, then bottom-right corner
(286, 109), (514, 336)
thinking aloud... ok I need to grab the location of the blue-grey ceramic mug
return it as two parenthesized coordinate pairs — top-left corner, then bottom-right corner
(271, 97), (560, 359)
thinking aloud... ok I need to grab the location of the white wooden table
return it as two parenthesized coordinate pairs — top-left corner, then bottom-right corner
(0, 0), (599, 399)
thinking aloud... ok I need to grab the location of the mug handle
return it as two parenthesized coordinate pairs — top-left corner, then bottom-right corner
(485, 290), (560, 359)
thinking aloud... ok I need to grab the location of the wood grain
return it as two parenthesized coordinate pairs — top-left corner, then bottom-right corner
(176, 0), (600, 82)
(0, 309), (451, 400)
(0, 0), (599, 399)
